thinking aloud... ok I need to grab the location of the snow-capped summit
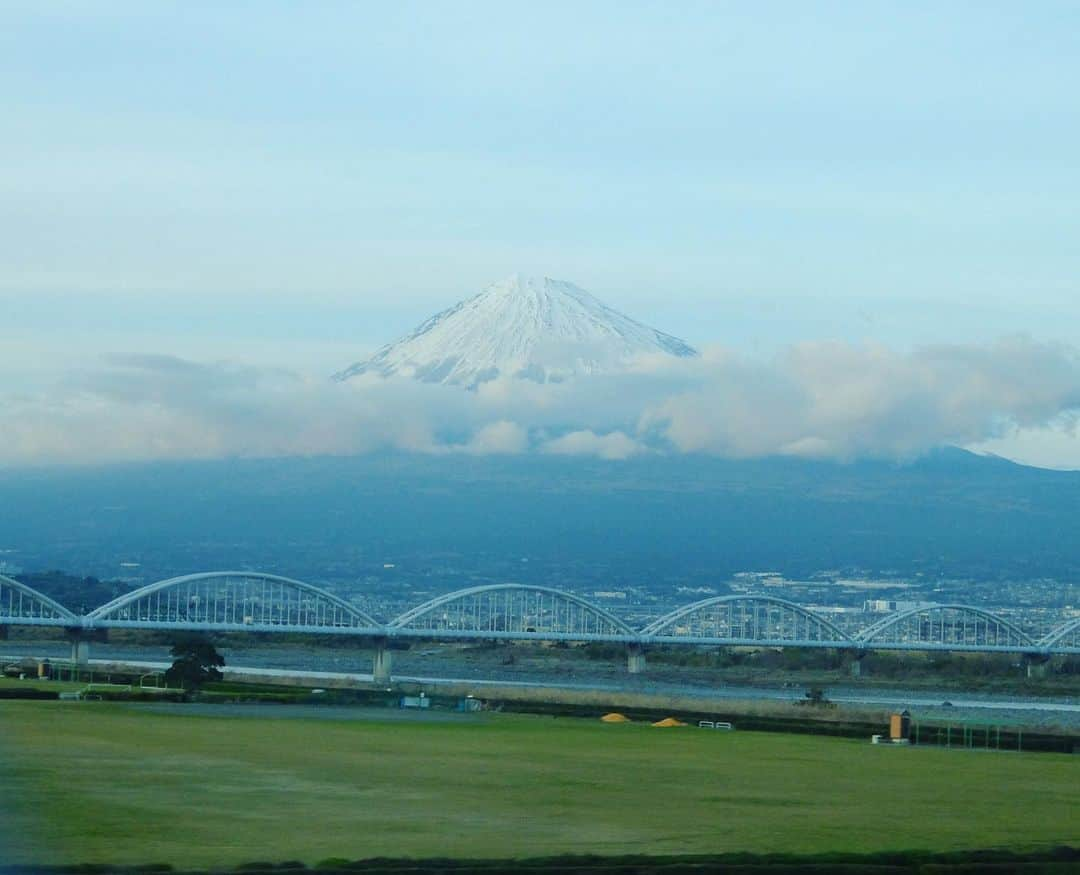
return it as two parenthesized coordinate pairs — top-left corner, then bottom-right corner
(333, 274), (697, 387)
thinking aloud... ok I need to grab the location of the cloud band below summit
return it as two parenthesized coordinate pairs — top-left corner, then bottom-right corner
(3, 336), (1078, 467)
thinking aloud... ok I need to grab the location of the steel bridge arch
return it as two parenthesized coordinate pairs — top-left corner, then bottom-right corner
(641, 594), (852, 644)
(0, 574), (78, 624)
(855, 604), (1035, 649)
(389, 583), (635, 639)
(1039, 617), (1080, 651)
(86, 571), (380, 630)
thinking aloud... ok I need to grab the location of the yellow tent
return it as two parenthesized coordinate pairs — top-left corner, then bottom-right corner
(651, 717), (687, 727)
(600, 712), (631, 723)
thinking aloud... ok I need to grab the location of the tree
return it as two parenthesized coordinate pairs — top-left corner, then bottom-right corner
(800, 686), (831, 707)
(165, 636), (225, 691)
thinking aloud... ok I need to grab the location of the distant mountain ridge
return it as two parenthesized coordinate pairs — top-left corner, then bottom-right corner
(333, 274), (697, 387)
(3, 448), (1080, 587)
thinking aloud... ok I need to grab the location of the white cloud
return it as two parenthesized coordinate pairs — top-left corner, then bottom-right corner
(3, 336), (1080, 468)
(638, 337), (1080, 461)
(541, 430), (644, 460)
(455, 420), (529, 455)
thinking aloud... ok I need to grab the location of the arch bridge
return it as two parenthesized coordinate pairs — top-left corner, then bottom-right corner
(3, 572), (1078, 681)
(642, 594), (852, 647)
(0, 575), (78, 627)
(389, 584), (635, 641)
(854, 604), (1036, 652)
(86, 572), (382, 634)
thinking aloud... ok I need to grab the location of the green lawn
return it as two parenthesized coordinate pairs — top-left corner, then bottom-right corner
(0, 701), (1077, 867)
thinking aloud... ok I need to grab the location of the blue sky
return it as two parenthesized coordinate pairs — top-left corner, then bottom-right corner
(3, 2), (1080, 466)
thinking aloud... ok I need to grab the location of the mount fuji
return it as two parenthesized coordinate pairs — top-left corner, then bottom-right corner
(333, 274), (697, 387)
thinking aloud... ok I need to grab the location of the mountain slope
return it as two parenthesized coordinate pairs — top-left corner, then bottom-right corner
(3, 450), (1079, 586)
(333, 274), (697, 386)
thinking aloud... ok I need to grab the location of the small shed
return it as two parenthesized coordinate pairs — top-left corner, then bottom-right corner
(889, 710), (911, 740)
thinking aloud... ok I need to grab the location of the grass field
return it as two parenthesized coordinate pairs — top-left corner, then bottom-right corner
(0, 675), (87, 693)
(1, 701), (1077, 868)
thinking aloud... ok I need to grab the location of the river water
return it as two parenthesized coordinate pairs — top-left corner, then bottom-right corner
(4, 641), (1078, 730)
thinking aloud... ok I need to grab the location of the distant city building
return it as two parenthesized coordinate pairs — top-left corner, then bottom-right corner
(863, 599), (936, 613)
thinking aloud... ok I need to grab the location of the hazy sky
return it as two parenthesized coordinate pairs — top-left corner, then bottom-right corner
(3, 2), (1080, 467)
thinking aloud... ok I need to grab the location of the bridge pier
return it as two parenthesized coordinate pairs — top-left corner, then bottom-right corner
(64, 628), (107, 667)
(627, 643), (646, 674)
(1024, 654), (1051, 680)
(66, 630), (90, 666)
(847, 649), (868, 678)
(372, 638), (393, 684)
